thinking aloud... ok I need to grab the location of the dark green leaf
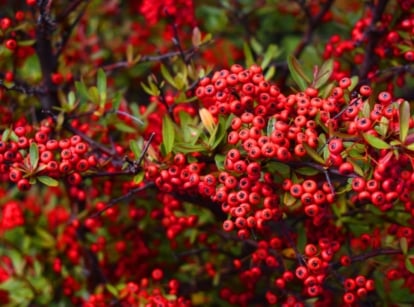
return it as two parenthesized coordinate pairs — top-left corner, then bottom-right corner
(75, 81), (90, 101)
(399, 100), (410, 143)
(314, 58), (334, 89)
(362, 133), (391, 150)
(295, 167), (320, 176)
(287, 55), (310, 91)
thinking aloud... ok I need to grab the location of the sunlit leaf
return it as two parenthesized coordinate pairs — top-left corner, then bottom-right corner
(362, 133), (391, 149)
(97, 68), (107, 104)
(399, 100), (410, 143)
(161, 64), (177, 88)
(129, 140), (141, 159)
(162, 115), (175, 154)
(37, 176), (59, 187)
(30, 142), (39, 170)
(243, 42), (255, 67)
(192, 27), (202, 48)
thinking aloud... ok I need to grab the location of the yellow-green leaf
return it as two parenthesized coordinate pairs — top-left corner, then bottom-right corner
(37, 176), (59, 187)
(303, 142), (325, 164)
(399, 100), (410, 143)
(162, 115), (175, 154)
(30, 142), (39, 170)
(405, 255), (414, 274)
(400, 237), (408, 255)
(362, 133), (391, 150)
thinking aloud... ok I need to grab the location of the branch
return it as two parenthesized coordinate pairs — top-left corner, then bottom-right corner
(357, 0), (390, 83)
(35, 0), (59, 110)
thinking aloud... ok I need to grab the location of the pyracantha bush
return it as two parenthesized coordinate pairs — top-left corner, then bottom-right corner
(0, 0), (414, 306)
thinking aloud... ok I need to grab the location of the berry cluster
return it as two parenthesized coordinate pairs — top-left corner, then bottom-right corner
(0, 118), (95, 191)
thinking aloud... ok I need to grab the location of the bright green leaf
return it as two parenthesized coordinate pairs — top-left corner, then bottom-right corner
(162, 115), (175, 154)
(243, 42), (255, 67)
(29, 142), (39, 170)
(399, 100), (410, 143)
(37, 176), (59, 187)
(133, 172), (144, 184)
(97, 68), (107, 103)
(362, 133), (391, 150)
(129, 140), (141, 159)
(161, 64), (177, 88)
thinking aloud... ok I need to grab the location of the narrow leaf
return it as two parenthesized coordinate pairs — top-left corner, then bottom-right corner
(29, 142), (39, 170)
(405, 255), (414, 274)
(243, 42), (255, 67)
(399, 100), (410, 143)
(160, 65), (177, 88)
(162, 115), (175, 154)
(400, 237), (408, 255)
(314, 58), (334, 89)
(362, 133), (391, 150)
(129, 140), (141, 159)
(287, 55), (309, 91)
(302, 143), (325, 164)
(97, 68), (107, 98)
(37, 176), (59, 187)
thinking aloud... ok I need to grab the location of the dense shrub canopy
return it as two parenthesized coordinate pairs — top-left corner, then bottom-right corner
(0, 0), (414, 306)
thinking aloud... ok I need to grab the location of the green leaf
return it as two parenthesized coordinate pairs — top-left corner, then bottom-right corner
(88, 86), (100, 103)
(261, 44), (279, 70)
(302, 143), (325, 164)
(287, 55), (310, 91)
(406, 143), (414, 151)
(133, 172), (144, 184)
(215, 154), (225, 171)
(106, 284), (119, 296)
(400, 237), (408, 255)
(37, 176), (59, 187)
(295, 167), (320, 176)
(129, 140), (141, 159)
(29, 142), (39, 170)
(75, 81), (90, 102)
(162, 115), (175, 154)
(314, 58), (334, 89)
(399, 100), (410, 143)
(97, 68), (107, 104)
(405, 255), (414, 274)
(112, 91), (122, 111)
(243, 42), (255, 67)
(114, 122), (136, 133)
(160, 64), (177, 88)
(362, 133), (391, 150)
(35, 227), (56, 248)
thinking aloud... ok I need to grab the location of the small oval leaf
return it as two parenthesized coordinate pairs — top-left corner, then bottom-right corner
(399, 100), (410, 143)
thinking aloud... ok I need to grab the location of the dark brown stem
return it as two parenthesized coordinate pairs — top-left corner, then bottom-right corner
(35, 0), (59, 111)
(357, 0), (390, 83)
